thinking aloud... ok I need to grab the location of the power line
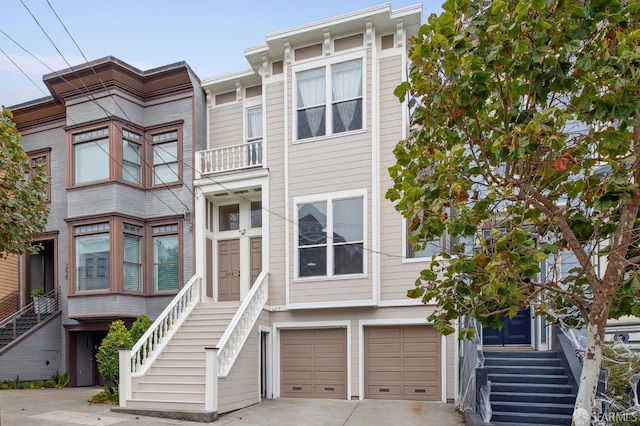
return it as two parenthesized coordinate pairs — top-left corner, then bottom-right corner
(44, 0), (191, 196)
(1, 19), (411, 264)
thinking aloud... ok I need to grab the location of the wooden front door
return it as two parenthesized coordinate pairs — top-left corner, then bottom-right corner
(250, 237), (262, 286)
(218, 239), (240, 301)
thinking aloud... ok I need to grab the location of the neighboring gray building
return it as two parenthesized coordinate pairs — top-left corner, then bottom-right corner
(5, 57), (205, 386)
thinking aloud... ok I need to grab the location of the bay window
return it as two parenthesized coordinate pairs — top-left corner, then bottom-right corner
(74, 223), (110, 291)
(297, 192), (365, 278)
(296, 58), (363, 140)
(123, 224), (142, 292)
(153, 224), (179, 292)
(152, 131), (179, 185)
(122, 130), (142, 184)
(73, 128), (109, 184)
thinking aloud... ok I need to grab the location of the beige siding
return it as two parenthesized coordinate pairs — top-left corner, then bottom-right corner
(281, 52), (374, 306)
(272, 305), (455, 401)
(218, 319), (261, 413)
(209, 102), (243, 149)
(377, 54), (427, 302)
(289, 277), (372, 304)
(0, 253), (18, 298)
(265, 80), (287, 307)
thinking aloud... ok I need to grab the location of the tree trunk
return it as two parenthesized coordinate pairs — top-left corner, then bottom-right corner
(572, 318), (607, 425)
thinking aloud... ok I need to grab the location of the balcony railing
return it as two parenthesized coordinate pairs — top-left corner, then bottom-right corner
(198, 141), (263, 175)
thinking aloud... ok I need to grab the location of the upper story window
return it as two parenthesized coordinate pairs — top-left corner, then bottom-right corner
(296, 58), (363, 140)
(296, 191), (365, 278)
(152, 131), (180, 185)
(68, 121), (182, 189)
(28, 149), (51, 202)
(246, 106), (263, 166)
(73, 128), (109, 184)
(122, 130), (142, 185)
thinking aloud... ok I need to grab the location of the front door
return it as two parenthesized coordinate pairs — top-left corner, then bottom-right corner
(76, 332), (94, 386)
(483, 307), (532, 346)
(26, 240), (55, 303)
(218, 239), (240, 301)
(250, 237), (262, 286)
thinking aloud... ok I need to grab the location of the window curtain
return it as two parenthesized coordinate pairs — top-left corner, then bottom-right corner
(247, 107), (263, 165)
(297, 68), (326, 137)
(247, 107), (263, 140)
(332, 60), (362, 131)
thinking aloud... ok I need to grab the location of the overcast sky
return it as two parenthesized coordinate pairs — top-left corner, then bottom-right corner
(0, 1), (442, 107)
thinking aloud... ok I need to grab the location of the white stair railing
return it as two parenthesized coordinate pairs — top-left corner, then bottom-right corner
(216, 270), (268, 377)
(120, 275), (203, 407)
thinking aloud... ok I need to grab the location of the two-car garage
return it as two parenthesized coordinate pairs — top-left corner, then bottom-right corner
(279, 325), (442, 401)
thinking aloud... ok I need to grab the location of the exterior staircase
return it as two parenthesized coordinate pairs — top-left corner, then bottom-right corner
(126, 301), (240, 411)
(485, 351), (576, 425)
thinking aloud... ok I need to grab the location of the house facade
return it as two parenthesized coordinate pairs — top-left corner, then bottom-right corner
(187, 2), (458, 411)
(3, 57), (205, 386)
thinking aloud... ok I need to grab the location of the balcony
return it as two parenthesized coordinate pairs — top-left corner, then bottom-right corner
(197, 141), (263, 175)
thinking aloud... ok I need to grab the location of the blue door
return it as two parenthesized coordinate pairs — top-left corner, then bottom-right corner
(482, 307), (531, 346)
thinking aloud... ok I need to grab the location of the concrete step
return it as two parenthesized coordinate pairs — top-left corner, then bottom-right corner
(131, 390), (205, 403)
(491, 391), (576, 404)
(124, 399), (205, 412)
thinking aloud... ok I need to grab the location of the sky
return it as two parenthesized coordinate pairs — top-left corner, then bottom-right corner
(0, 1), (443, 107)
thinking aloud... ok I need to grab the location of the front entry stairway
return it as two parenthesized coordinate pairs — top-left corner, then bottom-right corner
(126, 301), (240, 411)
(485, 350), (576, 425)
(117, 271), (268, 421)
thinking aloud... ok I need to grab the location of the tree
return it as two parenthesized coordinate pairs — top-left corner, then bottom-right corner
(0, 108), (48, 255)
(386, 0), (640, 424)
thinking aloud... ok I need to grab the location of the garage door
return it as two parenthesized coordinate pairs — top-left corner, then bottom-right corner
(365, 325), (441, 400)
(281, 328), (347, 398)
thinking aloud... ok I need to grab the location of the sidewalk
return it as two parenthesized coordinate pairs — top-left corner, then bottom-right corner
(0, 387), (465, 425)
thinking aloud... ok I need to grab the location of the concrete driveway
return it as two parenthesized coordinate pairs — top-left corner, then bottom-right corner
(0, 387), (464, 425)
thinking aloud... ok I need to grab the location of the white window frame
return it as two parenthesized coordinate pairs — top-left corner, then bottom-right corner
(292, 51), (366, 142)
(294, 188), (367, 280)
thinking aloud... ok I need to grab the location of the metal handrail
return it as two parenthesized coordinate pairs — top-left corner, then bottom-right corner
(0, 288), (59, 344)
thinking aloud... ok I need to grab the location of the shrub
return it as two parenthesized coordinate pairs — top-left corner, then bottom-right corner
(89, 385), (118, 405)
(129, 315), (152, 343)
(95, 320), (132, 385)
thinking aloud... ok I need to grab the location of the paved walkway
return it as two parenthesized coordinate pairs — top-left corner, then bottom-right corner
(0, 387), (465, 425)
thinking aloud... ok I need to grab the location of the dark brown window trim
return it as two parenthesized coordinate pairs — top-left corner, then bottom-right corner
(66, 119), (186, 190)
(27, 148), (52, 203)
(68, 214), (183, 297)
